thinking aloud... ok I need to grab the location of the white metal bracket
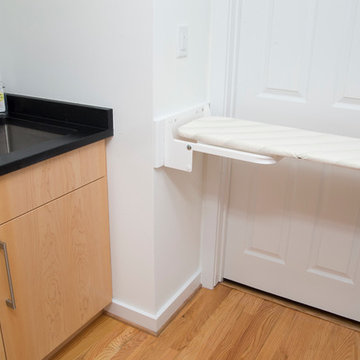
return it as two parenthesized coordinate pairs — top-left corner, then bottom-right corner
(154, 104), (281, 172)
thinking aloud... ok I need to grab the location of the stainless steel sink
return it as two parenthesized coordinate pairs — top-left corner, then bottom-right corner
(0, 122), (64, 155)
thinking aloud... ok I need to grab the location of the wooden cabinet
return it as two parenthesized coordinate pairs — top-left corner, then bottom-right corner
(0, 328), (5, 360)
(0, 141), (112, 360)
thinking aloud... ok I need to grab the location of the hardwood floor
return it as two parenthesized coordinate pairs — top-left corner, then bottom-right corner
(52, 284), (360, 360)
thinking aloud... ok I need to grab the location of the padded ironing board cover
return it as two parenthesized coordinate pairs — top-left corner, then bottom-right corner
(177, 117), (360, 170)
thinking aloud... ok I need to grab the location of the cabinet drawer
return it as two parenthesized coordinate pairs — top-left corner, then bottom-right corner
(0, 140), (106, 225)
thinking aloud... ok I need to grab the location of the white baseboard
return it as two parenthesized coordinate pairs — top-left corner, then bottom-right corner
(106, 299), (158, 333)
(106, 270), (201, 333)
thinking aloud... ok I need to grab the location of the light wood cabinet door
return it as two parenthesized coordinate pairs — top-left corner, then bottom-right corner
(0, 327), (5, 360)
(0, 178), (112, 360)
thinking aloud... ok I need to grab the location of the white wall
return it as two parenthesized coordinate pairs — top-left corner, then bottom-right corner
(153, 0), (210, 310)
(0, 0), (157, 314)
(154, 0), (210, 116)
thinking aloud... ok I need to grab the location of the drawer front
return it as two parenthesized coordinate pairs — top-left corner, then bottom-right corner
(0, 140), (106, 225)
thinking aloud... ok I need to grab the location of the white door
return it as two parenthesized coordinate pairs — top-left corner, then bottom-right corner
(211, 0), (360, 320)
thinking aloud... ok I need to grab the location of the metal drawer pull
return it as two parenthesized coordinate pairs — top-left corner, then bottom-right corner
(0, 241), (16, 310)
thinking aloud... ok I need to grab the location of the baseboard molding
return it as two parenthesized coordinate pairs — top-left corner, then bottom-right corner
(106, 270), (201, 334)
(106, 299), (158, 334)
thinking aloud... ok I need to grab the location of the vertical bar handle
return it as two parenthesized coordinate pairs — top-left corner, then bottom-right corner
(0, 241), (16, 310)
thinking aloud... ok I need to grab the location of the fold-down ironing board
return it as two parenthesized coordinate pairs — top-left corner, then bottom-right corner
(177, 117), (360, 170)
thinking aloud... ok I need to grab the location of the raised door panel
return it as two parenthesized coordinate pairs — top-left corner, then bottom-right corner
(0, 178), (112, 360)
(224, 159), (360, 320)
(307, 166), (360, 284)
(332, 0), (360, 110)
(259, 0), (317, 102)
(230, 0), (360, 136)
(0, 140), (106, 225)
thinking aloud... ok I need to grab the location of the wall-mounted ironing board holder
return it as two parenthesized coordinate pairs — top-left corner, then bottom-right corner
(154, 104), (281, 172)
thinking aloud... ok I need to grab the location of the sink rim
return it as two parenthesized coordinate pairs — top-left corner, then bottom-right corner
(0, 118), (77, 156)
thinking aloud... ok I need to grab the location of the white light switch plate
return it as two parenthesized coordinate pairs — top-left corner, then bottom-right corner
(177, 25), (188, 58)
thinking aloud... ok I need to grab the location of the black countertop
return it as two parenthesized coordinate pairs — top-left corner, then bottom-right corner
(0, 94), (113, 175)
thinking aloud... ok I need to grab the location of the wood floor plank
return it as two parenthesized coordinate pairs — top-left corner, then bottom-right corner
(77, 327), (139, 360)
(120, 335), (156, 360)
(169, 285), (232, 351)
(121, 285), (232, 360)
(174, 290), (250, 360)
(52, 284), (360, 360)
(110, 330), (149, 360)
(207, 294), (264, 360)
(329, 326), (360, 360)
(224, 280), (360, 333)
(220, 299), (285, 360)
(51, 315), (127, 360)
(301, 321), (336, 360)
(255, 308), (298, 360)
(269, 311), (330, 360)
